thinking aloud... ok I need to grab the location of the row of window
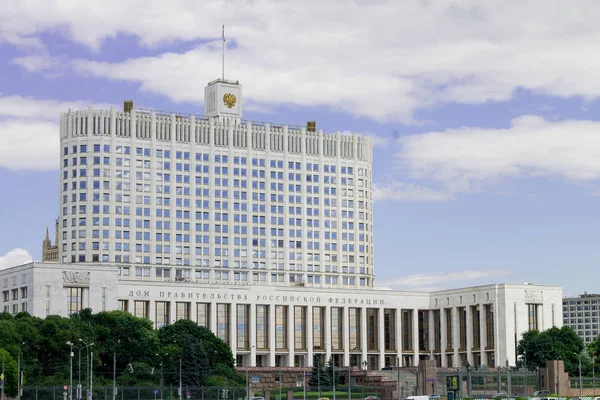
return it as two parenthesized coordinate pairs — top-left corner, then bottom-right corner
(2, 274), (27, 288)
(2, 302), (27, 314)
(2, 287), (28, 302)
(64, 145), (367, 176)
(563, 299), (600, 305)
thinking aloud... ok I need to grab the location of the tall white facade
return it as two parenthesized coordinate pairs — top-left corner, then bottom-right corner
(4, 76), (563, 372)
(58, 79), (374, 289)
(0, 262), (563, 369)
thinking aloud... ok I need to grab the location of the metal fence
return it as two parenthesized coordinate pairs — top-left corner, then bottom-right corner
(20, 386), (245, 400)
(570, 376), (599, 389)
(19, 385), (394, 400)
(438, 369), (540, 397)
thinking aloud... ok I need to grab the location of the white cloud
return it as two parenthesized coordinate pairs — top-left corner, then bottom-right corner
(382, 269), (513, 291)
(0, 96), (116, 171)
(11, 54), (64, 73)
(0, 32), (43, 49)
(0, 95), (114, 120)
(0, 119), (60, 171)
(0, 249), (33, 270)
(5, 1), (600, 121)
(340, 131), (392, 150)
(396, 115), (600, 195)
(373, 181), (451, 202)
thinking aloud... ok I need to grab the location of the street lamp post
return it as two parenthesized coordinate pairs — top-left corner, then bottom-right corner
(348, 365), (351, 400)
(179, 357), (182, 400)
(89, 351), (94, 400)
(112, 352), (116, 400)
(72, 344), (83, 399)
(317, 357), (321, 399)
(1, 352), (5, 400)
(397, 357), (401, 400)
(156, 353), (168, 400)
(78, 339), (94, 400)
(112, 339), (120, 400)
(67, 342), (74, 400)
(577, 353), (583, 398)
(557, 356), (561, 398)
(17, 341), (25, 400)
(593, 354), (596, 392)
(332, 358), (336, 400)
(246, 345), (255, 400)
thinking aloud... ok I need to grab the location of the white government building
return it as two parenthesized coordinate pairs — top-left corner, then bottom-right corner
(1, 78), (562, 370)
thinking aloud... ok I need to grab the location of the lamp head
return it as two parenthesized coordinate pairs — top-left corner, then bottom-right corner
(66, 341), (72, 345)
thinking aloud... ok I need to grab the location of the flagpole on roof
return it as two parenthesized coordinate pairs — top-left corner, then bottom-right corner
(222, 25), (225, 81)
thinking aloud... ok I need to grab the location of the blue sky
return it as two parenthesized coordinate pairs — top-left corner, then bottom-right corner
(1, 1), (600, 295)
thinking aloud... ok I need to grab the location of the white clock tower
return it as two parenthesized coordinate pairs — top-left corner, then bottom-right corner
(204, 79), (243, 123)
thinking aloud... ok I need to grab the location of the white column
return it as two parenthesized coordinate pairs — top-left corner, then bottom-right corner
(150, 110), (156, 139)
(228, 119), (234, 148)
(169, 301), (176, 326)
(479, 303), (486, 365)
(361, 307), (368, 368)
(325, 305), (332, 362)
(209, 302), (217, 335)
(269, 304), (276, 367)
(307, 305), (314, 366)
(453, 307), (459, 366)
(130, 107), (137, 138)
(87, 107), (93, 135)
(250, 304), (257, 367)
(413, 309), (419, 366)
(190, 115), (196, 143)
(466, 306), (474, 365)
(440, 308), (447, 367)
(428, 311), (435, 361)
(343, 306), (350, 367)
(148, 300), (156, 328)
(378, 308), (385, 369)
(396, 309), (402, 366)
(287, 305), (295, 366)
(230, 303), (237, 356)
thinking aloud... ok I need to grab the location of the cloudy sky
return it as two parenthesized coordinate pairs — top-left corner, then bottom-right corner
(1, 0), (599, 294)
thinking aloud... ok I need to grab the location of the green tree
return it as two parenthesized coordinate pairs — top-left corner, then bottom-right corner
(158, 320), (234, 369)
(158, 319), (237, 386)
(325, 357), (343, 385)
(518, 326), (584, 375)
(0, 348), (18, 397)
(90, 310), (158, 380)
(586, 336), (600, 376)
(179, 335), (210, 386)
(309, 357), (329, 387)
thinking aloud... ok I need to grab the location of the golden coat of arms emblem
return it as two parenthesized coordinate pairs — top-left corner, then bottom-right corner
(223, 93), (236, 108)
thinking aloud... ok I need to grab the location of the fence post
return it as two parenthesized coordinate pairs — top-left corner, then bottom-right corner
(138, 387), (141, 400)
